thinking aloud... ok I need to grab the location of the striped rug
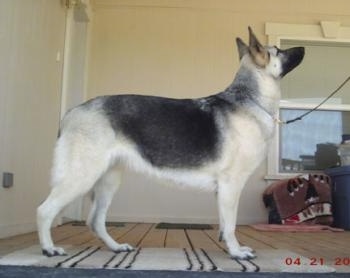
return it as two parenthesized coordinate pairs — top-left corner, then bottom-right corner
(0, 246), (335, 273)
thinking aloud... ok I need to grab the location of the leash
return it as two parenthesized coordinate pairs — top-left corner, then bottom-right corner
(279, 75), (350, 125)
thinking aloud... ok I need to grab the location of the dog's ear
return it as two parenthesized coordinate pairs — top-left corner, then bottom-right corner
(236, 37), (248, 60)
(248, 26), (269, 67)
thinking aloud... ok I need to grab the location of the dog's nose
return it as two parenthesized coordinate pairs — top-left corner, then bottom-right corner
(295, 47), (305, 59)
(289, 47), (305, 59)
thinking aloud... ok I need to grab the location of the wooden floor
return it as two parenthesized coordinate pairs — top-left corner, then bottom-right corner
(1, 223), (350, 272)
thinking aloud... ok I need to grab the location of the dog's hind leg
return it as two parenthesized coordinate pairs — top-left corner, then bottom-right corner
(37, 179), (102, 257)
(217, 174), (255, 260)
(87, 167), (133, 253)
(37, 136), (111, 257)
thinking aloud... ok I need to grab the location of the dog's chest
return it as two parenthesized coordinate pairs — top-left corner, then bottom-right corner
(220, 111), (274, 166)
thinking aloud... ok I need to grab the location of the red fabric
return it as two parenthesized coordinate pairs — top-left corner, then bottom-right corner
(263, 174), (333, 225)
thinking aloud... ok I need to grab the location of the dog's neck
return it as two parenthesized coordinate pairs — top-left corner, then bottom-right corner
(224, 62), (281, 117)
(254, 69), (281, 116)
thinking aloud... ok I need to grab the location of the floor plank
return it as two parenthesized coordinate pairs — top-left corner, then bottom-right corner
(236, 230), (275, 250)
(138, 225), (167, 248)
(202, 228), (227, 251)
(117, 223), (153, 248)
(164, 229), (191, 248)
(0, 224), (87, 256)
(238, 226), (319, 258)
(185, 229), (222, 251)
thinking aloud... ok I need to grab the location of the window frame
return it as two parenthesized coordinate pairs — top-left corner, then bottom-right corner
(265, 22), (350, 180)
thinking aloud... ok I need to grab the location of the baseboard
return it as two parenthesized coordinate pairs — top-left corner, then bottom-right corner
(106, 215), (219, 225)
(106, 215), (265, 225)
(237, 215), (267, 225)
(0, 222), (37, 239)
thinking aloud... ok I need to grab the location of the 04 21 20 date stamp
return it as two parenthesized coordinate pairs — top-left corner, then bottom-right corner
(284, 257), (350, 266)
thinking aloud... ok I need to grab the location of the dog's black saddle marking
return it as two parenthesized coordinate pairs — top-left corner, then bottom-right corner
(103, 95), (222, 169)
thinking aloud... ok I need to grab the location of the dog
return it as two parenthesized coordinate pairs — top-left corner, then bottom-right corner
(37, 27), (304, 260)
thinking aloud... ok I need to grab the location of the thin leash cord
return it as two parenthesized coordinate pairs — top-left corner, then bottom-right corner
(283, 75), (350, 124)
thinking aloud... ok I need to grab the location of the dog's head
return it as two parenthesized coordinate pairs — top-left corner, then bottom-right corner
(236, 27), (304, 78)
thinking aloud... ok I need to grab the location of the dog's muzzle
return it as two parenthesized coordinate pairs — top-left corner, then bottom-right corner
(280, 47), (305, 78)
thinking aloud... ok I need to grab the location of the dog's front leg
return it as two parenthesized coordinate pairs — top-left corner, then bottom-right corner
(217, 179), (255, 260)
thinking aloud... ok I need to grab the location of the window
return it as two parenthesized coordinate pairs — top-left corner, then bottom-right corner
(280, 109), (350, 172)
(265, 22), (350, 178)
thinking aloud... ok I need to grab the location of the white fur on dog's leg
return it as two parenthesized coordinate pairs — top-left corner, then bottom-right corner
(218, 178), (255, 260)
(112, 243), (134, 253)
(225, 237), (255, 260)
(99, 234), (134, 253)
(88, 168), (134, 253)
(225, 235), (256, 260)
(240, 246), (255, 253)
(37, 197), (68, 257)
(38, 179), (99, 257)
(229, 248), (256, 260)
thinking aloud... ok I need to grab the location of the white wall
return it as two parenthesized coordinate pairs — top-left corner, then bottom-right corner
(0, 0), (66, 238)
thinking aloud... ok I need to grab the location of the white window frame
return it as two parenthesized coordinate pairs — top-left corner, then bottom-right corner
(265, 22), (350, 180)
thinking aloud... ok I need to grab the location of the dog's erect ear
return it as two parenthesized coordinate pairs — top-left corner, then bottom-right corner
(236, 37), (248, 60)
(248, 26), (264, 52)
(248, 26), (269, 67)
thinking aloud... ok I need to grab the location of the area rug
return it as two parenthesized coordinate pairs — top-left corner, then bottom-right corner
(0, 246), (335, 273)
(251, 224), (344, 232)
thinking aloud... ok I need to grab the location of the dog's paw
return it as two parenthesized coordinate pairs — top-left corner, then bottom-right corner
(240, 246), (255, 253)
(229, 248), (256, 260)
(113, 243), (134, 253)
(42, 246), (67, 257)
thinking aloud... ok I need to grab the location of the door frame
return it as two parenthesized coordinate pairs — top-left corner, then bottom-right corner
(59, 0), (92, 222)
